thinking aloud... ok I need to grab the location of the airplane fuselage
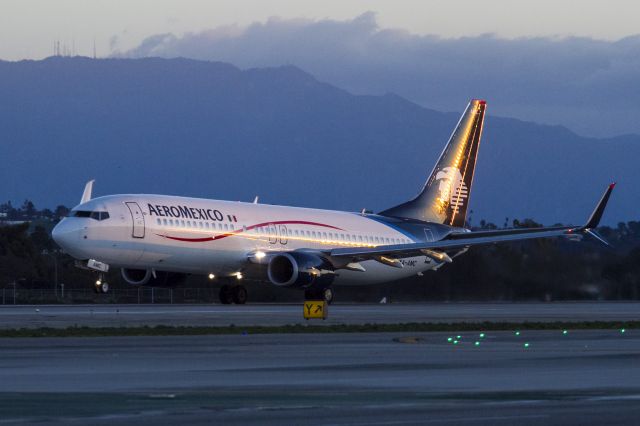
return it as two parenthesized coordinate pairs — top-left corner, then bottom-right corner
(53, 194), (462, 286)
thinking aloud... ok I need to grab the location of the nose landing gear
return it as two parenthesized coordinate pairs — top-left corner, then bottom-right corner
(94, 274), (109, 294)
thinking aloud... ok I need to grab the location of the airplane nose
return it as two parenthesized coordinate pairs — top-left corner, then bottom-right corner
(52, 219), (77, 251)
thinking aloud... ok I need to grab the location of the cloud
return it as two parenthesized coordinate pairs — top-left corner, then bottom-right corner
(120, 12), (640, 137)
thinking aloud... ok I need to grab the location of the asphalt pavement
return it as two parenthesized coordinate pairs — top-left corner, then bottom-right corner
(1, 329), (639, 425)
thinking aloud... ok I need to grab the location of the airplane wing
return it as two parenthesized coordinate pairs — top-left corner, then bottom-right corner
(329, 183), (616, 263)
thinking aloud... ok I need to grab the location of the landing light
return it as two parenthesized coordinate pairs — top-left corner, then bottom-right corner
(236, 272), (243, 280)
(254, 251), (266, 260)
(208, 273), (215, 280)
(95, 279), (102, 285)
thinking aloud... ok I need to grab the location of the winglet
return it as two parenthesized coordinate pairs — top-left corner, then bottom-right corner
(80, 180), (95, 204)
(583, 182), (615, 230)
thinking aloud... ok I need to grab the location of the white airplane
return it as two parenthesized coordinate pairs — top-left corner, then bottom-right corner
(52, 100), (615, 304)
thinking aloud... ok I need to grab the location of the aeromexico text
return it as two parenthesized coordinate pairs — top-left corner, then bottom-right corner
(147, 204), (237, 222)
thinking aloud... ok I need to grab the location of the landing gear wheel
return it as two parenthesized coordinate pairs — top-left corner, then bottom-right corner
(322, 287), (334, 305)
(304, 288), (333, 303)
(219, 285), (233, 304)
(99, 282), (109, 294)
(232, 286), (248, 305)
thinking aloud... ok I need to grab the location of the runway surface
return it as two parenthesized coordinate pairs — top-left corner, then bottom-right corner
(1, 330), (639, 425)
(0, 302), (639, 329)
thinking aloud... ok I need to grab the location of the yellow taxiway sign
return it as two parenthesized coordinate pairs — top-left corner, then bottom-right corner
(303, 300), (328, 320)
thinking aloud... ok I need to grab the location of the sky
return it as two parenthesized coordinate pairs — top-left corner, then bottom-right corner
(3, 0), (638, 60)
(2, 0), (639, 136)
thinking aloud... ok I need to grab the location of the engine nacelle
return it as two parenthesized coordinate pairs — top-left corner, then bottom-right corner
(267, 252), (335, 288)
(120, 268), (187, 287)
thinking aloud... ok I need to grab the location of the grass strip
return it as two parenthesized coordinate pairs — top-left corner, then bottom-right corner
(0, 321), (637, 338)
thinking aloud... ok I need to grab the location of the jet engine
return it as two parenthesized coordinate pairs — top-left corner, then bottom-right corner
(120, 268), (187, 287)
(267, 252), (335, 288)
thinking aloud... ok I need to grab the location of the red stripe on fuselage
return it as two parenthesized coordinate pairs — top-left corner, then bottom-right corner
(155, 220), (344, 243)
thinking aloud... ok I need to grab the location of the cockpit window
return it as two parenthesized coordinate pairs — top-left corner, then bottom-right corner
(71, 210), (110, 221)
(72, 210), (92, 218)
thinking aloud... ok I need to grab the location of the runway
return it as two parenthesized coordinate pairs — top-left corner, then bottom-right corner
(0, 302), (639, 329)
(1, 330), (639, 425)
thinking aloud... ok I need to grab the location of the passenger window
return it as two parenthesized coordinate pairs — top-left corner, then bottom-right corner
(224, 224), (229, 231)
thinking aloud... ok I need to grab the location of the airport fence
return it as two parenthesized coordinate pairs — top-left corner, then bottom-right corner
(0, 286), (220, 305)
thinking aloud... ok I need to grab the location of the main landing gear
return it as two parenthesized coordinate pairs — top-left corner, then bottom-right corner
(305, 287), (334, 304)
(94, 273), (109, 294)
(219, 284), (248, 305)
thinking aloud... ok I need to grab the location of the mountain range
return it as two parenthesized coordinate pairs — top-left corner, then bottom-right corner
(0, 56), (636, 225)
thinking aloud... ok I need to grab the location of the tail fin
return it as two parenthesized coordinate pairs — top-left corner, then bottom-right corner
(380, 99), (486, 227)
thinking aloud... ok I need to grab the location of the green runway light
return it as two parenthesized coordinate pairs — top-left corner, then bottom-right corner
(456, 335), (461, 339)
(562, 330), (568, 335)
(515, 331), (521, 336)
(620, 328), (626, 334)
(453, 340), (459, 345)
(474, 341), (480, 346)
(479, 333), (485, 339)
(524, 342), (530, 348)
(447, 337), (453, 342)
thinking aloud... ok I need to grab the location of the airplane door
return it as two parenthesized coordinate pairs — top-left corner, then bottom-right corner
(125, 202), (145, 238)
(279, 225), (288, 245)
(424, 228), (434, 242)
(268, 223), (278, 244)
